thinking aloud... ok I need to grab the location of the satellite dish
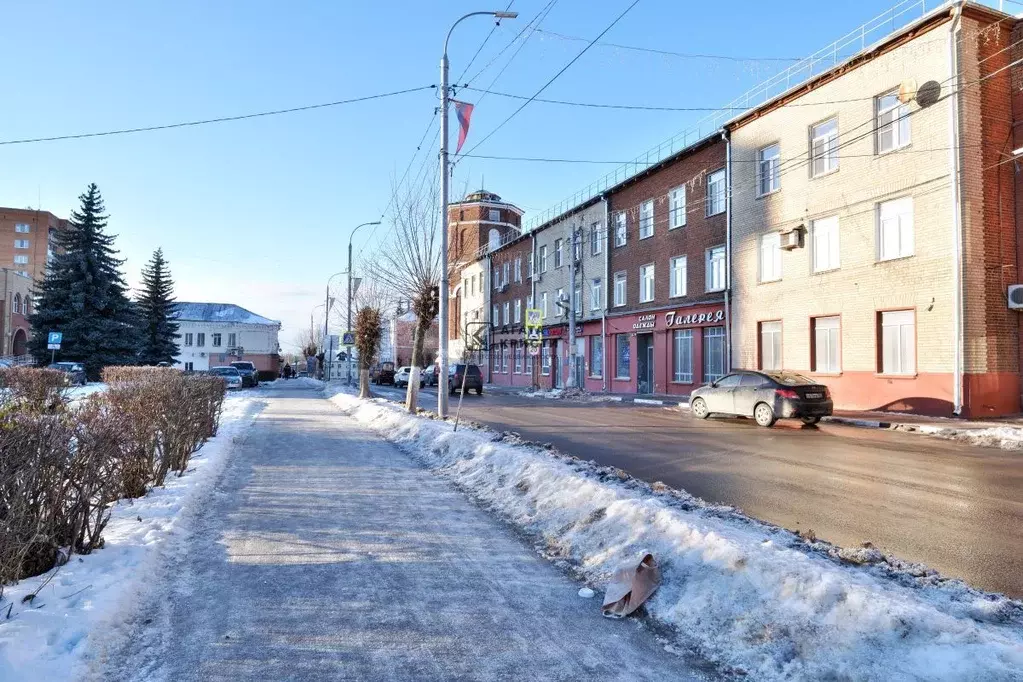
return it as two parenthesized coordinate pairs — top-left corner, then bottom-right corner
(898, 78), (918, 104)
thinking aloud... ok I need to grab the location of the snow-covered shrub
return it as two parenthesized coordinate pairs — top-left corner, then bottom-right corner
(0, 367), (69, 413)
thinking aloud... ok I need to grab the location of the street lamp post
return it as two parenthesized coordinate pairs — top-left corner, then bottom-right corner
(324, 269), (349, 381)
(439, 9), (517, 418)
(346, 221), (381, 385)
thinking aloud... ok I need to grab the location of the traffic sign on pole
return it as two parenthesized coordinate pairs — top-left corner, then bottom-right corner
(342, 331), (355, 346)
(47, 331), (62, 350)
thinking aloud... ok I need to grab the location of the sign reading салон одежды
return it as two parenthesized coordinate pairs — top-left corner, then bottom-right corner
(632, 309), (725, 331)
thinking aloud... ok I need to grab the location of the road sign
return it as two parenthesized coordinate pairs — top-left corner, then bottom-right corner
(525, 308), (542, 328)
(527, 344), (540, 356)
(47, 331), (62, 350)
(342, 331), (355, 345)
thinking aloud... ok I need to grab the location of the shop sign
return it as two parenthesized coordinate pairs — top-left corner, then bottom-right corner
(632, 314), (655, 330)
(664, 309), (725, 328)
(542, 326), (565, 338)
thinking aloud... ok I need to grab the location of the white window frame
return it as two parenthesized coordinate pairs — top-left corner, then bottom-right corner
(13, 255), (28, 265)
(541, 344), (552, 375)
(813, 316), (841, 373)
(196, 333), (205, 348)
(541, 292), (548, 318)
(14, 239), (29, 249)
(880, 310), (915, 375)
(502, 262), (510, 285)
(514, 345), (523, 373)
(613, 271), (627, 307)
(489, 209), (500, 222)
(707, 169), (726, 216)
(639, 200), (654, 239)
(492, 304), (500, 323)
(811, 216), (840, 273)
(759, 320), (782, 370)
(811, 117), (839, 177)
(639, 263), (655, 303)
(514, 299), (522, 324)
(705, 245), (726, 292)
(669, 255), (687, 298)
(539, 245), (548, 273)
(212, 333), (222, 347)
(514, 258), (521, 282)
(590, 278), (601, 311)
(669, 186), (687, 229)
(876, 90), (911, 154)
(574, 287), (582, 318)
(757, 144), (780, 196)
(14, 223), (30, 234)
(759, 232), (782, 282)
(877, 197), (914, 261)
(614, 212), (627, 246)
(554, 239), (563, 268)
(590, 222), (602, 255)
(228, 333), (237, 347)
(672, 329), (693, 383)
(503, 302), (510, 325)
(183, 333), (192, 347)
(556, 288), (565, 317)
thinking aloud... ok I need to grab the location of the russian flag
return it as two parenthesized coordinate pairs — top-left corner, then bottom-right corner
(453, 100), (474, 154)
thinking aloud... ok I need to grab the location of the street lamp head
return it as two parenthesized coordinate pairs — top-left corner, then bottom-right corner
(493, 11), (518, 19)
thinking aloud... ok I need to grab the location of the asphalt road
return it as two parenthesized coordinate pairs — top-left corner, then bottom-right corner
(371, 383), (1023, 598)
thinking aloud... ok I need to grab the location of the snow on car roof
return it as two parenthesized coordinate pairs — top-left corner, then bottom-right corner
(172, 302), (279, 326)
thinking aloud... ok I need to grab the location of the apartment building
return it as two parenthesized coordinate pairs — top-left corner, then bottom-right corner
(173, 302), (281, 373)
(0, 208), (65, 283)
(729, 2), (1018, 416)
(605, 136), (729, 396)
(530, 198), (607, 390)
(486, 234), (533, 386)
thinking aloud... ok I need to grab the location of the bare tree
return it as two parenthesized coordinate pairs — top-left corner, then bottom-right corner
(374, 182), (442, 413)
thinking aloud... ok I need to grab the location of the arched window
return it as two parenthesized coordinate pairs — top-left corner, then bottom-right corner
(488, 228), (500, 252)
(13, 293), (21, 315)
(22, 295), (30, 315)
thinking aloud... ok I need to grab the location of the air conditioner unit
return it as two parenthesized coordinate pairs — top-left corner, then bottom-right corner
(780, 227), (802, 250)
(1008, 284), (1023, 309)
(199, 352), (206, 358)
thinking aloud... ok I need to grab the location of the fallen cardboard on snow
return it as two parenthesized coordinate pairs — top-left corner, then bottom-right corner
(601, 553), (661, 619)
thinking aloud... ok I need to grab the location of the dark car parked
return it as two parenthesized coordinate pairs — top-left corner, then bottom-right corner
(48, 361), (87, 386)
(230, 361), (260, 388)
(374, 361), (396, 386)
(448, 363), (483, 395)
(689, 370), (832, 427)
(422, 364), (440, 386)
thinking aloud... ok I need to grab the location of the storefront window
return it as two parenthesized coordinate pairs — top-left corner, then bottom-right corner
(514, 344), (523, 373)
(541, 344), (551, 375)
(703, 326), (726, 382)
(589, 336), (603, 378)
(616, 334), (630, 379)
(672, 329), (693, 383)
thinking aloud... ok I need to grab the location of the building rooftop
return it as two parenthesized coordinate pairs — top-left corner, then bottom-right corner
(173, 302), (280, 326)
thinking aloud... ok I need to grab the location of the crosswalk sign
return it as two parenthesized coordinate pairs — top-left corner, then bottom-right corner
(342, 331), (355, 345)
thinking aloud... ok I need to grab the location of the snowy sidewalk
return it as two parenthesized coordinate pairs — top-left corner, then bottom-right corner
(96, 382), (701, 681)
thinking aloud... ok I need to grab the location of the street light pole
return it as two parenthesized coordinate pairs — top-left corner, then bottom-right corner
(345, 221), (380, 386)
(439, 9), (517, 418)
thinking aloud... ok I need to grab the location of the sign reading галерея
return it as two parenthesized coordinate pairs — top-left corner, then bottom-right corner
(664, 309), (725, 328)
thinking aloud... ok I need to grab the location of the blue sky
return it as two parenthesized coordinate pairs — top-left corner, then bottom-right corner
(1, 0), (1006, 350)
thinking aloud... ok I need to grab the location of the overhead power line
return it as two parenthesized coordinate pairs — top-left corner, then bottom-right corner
(454, 1), (517, 85)
(530, 27), (804, 62)
(0, 85), (435, 146)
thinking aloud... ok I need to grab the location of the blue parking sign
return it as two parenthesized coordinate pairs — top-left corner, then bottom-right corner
(47, 331), (63, 350)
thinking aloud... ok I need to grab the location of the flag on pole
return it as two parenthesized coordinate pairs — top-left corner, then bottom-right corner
(453, 100), (474, 154)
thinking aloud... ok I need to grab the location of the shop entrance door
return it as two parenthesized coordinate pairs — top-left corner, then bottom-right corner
(636, 333), (654, 394)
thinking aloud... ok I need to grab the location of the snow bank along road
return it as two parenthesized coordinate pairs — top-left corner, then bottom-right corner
(370, 383), (1023, 598)
(94, 380), (704, 681)
(331, 386), (1023, 681)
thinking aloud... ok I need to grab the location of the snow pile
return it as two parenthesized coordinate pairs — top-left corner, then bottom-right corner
(518, 387), (620, 403)
(916, 424), (1023, 451)
(0, 394), (265, 681)
(326, 389), (1023, 681)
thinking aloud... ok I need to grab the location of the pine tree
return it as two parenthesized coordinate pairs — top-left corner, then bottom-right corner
(136, 248), (180, 365)
(28, 183), (141, 378)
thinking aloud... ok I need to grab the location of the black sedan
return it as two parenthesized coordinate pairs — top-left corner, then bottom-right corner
(689, 370), (832, 427)
(48, 361), (87, 386)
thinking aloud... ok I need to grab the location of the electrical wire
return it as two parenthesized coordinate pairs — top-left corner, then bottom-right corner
(529, 27), (804, 62)
(453, 1), (516, 86)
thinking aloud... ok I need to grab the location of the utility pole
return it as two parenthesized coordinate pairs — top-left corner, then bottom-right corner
(347, 241), (353, 386)
(439, 9), (518, 418)
(567, 226), (578, 389)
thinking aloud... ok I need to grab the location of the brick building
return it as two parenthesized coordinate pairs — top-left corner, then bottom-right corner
(728, 2), (1019, 417)
(0, 207), (65, 283)
(486, 233), (533, 386)
(0, 269), (32, 357)
(605, 137), (729, 396)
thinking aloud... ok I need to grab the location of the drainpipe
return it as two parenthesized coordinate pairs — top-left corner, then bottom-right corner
(948, 2), (964, 415)
(601, 194), (610, 392)
(723, 129), (733, 373)
(531, 231), (537, 389)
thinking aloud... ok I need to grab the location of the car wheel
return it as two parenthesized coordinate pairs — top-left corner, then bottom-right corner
(690, 397), (709, 419)
(475, 387), (483, 395)
(801, 416), (821, 425)
(754, 403), (777, 427)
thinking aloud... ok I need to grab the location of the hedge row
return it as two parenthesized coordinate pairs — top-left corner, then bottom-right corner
(0, 367), (226, 584)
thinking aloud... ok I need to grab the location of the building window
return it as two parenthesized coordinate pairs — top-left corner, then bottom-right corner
(703, 326), (726, 382)
(492, 304), (499, 323)
(503, 302), (510, 325)
(14, 223), (30, 233)
(758, 144), (780, 196)
(539, 245), (548, 272)
(759, 232), (782, 282)
(590, 222), (602, 255)
(878, 197), (913, 261)
(493, 268), (500, 290)
(542, 344), (551, 375)
(14, 240), (29, 249)
(706, 246), (725, 292)
(514, 258), (521, 282)
(12, 294), (21, 314)
(876, 90), (910, 153)
(212, 333), (222, 347)
(670, 256), (687, 298)
(639, 264), (655, 303)
(590, 278), (601, 310)
(639, 200), (654, 239)
(812, 316), (841, 373)
(196, 333), (205, 347)
(526, 295), (533, 312)
(13, 255), (28, 265)
(811, 216), (840, 272)
(614, 272), (627, 307)
(616, 333), (630, 379)
(541, 292), (548, 318)
(15, 271), (28, 277)
(572, 231), (582, 262)
(811, 118), (839, 176)
(669, 186), (686, 229)
(589, 336), (603, 378)
(573, 287), (582, 318)
(502, 345), (510, 373)
(514, 299), (522, 324)
(555, 287), (565, 317)
(514, 344), (523, 373)
(554, 239), (563, 267)
(228, 333), (237, 347)
(489, 209), (500, 222)
(707, 169), (726, 216)
(880, 310), (915, 375)
(759, 320), (782, 370)
(614, 212), (627, 246)
(184, 333), (194, 346)
(22, 296), (30, 315)
(503, 262), (510, 285)
(672, 329), (693, 383)
(184, 362), (194, 372)
(525, 345), (533, 373)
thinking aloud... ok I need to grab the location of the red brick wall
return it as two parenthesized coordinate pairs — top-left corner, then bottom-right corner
(488, 236), (533, 327)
